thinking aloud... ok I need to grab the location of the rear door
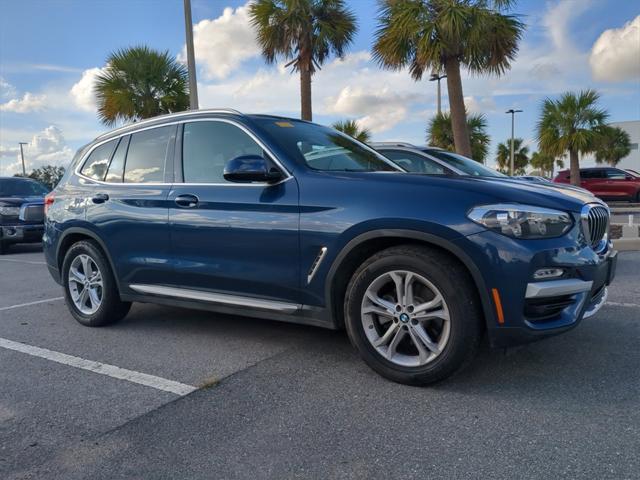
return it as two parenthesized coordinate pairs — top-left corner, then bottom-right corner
(167, 119), (300, 305)
(82, 125), (176, 286)
(580, 169), (606, 196)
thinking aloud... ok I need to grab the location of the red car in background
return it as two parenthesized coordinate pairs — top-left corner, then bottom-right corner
(554, 167), (640, 202)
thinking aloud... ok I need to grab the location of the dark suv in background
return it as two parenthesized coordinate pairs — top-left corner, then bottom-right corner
(44, 110), (616, 385)
(554, 167), (640, 202)
(0, 177), (49, 254)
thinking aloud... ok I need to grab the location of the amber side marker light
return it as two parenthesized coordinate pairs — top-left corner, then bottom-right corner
(491, 288), (505, 325)
(44, 192), (55, 215)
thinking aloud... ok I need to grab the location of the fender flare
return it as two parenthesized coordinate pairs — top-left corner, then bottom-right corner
(324, 229), (496, 327)
(56, 226), (122, 291)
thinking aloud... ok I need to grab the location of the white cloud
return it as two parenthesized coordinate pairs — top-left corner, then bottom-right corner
(590, 15), (640, 82)
(0, 77), (17, 100)
(70, 67), (105, 112)
(0, 92), (47, 113)
(0, 126), (74, 175)
(464, 96), (497, 114)
(178, 3), (260, 80)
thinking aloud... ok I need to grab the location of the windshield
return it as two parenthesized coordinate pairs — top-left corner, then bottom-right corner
(423, 149), (505, 177)
(0, 178), (50, 197)
(252, 118), (399, 172)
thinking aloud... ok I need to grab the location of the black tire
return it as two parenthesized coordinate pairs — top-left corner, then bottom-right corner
(344, 245), (483, 385)
(61, 240), (131, 327)
(0, 241), (8, 255)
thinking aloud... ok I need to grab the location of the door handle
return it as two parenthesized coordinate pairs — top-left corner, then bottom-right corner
(91, 193), (109, 204)
(175, 194), (199, 208)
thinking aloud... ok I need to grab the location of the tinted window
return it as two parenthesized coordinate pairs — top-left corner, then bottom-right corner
(0, 178), (49, 196)
(124, 126), (173, 183)
(253, 118), (397, 172)
(605, 169), (626, 179)
(423, 149), (504, 177)
(81, 140), (117, 180)
(581, 170), (604, 179)
(382, 150), (447, 174)
(104, 136), (129, 183)
(182, 121), (264, 183)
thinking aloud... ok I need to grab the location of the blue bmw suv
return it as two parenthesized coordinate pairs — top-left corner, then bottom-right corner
(44, 109), (616, 385)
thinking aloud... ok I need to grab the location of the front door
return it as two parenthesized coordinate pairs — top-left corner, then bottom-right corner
(168, 119), (300, 305)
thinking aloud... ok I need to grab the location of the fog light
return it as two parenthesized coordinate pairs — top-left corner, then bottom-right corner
(533, 268), (564, 280)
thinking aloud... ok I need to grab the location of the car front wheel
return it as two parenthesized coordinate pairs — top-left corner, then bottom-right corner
(344, 245), (483, 385)
(62, 240), (131, 327)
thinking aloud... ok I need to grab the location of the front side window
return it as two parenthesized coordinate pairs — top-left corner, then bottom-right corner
(81, 140), (117, 180)
(382, 150), (448, 175)
(182, 121), (264, 183)
(422, 149), (504, 177)
(253, 118), (398, 172)
(605, 169), (627, 179)
(124, 126), (173, 183)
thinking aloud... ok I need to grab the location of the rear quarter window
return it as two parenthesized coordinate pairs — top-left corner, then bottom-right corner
(80, 140), (117, 181)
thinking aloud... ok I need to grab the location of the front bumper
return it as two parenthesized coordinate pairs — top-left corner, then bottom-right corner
(0, 223), (44, 244)
(455, 229), (617, 348)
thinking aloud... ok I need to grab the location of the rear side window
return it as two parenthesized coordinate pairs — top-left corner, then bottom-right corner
(582, 170), (604, 179)
(124, 126), (173, 183)
(182, 121), (264, 183)
(81, 140), (117, 180)
(383, 150), (447, 175)
(104, 136), (129, 183)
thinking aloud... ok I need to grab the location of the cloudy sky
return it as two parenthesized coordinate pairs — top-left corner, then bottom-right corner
(1, 0), (639, 175)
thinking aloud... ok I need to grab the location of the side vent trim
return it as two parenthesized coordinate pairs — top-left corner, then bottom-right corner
(307, 247), (328, 284)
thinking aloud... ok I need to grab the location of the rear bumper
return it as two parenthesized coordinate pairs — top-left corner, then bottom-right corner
(0, 223), (44, 244)
(455, 229), (617, 348)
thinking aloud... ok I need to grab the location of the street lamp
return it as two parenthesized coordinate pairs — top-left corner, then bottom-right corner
(505, 109), (523, 176)
(429, 72), (447, 114)
(18, 142), (28, 176)
(183, 0), (199, 110)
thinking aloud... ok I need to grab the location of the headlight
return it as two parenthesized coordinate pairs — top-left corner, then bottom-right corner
(468, 203), (573, 239)
(0, 206), (20, 216)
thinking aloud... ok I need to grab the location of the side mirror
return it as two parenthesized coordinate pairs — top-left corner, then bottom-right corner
(223, 155), (283, 183)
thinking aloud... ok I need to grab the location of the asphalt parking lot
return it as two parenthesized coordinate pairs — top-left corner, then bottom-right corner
(1, 244), (638, 479)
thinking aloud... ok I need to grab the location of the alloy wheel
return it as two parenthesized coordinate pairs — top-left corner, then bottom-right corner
(68, 254), (103, 315)
(361, 270), (451, 367)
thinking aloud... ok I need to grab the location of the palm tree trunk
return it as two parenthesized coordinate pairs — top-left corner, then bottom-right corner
(569, 149), (580, 186)
(444, 57), (472, 158)
(300, 58), (312, 121)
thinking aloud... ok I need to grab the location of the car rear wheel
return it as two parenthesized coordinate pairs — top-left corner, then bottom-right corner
(0, 241), (8, 255)
(344, 245), (483, 385)
(62, 240), (131, 326)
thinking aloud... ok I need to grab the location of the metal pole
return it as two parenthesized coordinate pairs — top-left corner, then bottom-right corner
(510, 113), (515, 176)
(183, 0), (199, 110)
(505, 109), (522, 176)
(430, 73), (447, 115)
(436, 79), (441, 114)
(19, 142), (28, 176)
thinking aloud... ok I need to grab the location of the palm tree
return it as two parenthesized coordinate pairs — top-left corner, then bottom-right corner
(332, 119), (371, 142)
(94, 46), (189, 126)
(529, 151), (562, 178)
(536, 89), (608, 186)
(496, 138), (529, 175)
(595, 125), (632, 166)
(373, 0), (524, 158)
(249, 0), (357, 121)
(427, 111), (490, 163)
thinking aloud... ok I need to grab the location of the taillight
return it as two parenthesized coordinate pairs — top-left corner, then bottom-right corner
(44, 192), (55, 215)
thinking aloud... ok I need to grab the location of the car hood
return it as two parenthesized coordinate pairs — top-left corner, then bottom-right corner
(343, 172), (601, 213)
(0, 196), (45, 206)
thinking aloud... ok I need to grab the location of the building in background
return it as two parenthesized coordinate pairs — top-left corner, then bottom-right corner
(610, 121), (640, 171)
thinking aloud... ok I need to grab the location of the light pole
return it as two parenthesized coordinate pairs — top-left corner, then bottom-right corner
(429, 72), (447, 114)
(183, 0), (199, 110)
(506, 109), (522, 176)
(18, 142), (28, 176)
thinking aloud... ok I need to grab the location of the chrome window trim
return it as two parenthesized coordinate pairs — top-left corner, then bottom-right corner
(129, 284), (300, 313)
(75, 117), (294, 188)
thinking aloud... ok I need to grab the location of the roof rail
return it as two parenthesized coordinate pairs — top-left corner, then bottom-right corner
(369, 141), (417, 148)
(95, 108), (244, 140)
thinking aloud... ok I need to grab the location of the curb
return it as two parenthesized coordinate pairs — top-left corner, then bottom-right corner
(613, 238), (640, 251)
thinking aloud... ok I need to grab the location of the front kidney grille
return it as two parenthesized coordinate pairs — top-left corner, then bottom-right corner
(584, 205), (609, 250)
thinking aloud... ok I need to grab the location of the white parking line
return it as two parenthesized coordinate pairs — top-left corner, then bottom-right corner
(0, 297), (64, 311)
(0, 258), (47, 265)
(606, 301), (640, 309)
(0, 337), (197, 396)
